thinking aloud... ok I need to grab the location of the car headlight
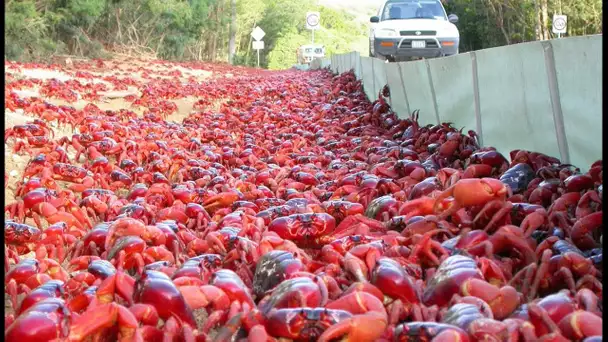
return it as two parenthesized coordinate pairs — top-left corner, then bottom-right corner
(376, 29), (398, 38)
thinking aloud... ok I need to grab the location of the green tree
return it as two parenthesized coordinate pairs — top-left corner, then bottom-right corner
(266, 29), (310, 69)
(8, 0), (599, 66)
(445, 0), (602, 52)
(264, 4), (365, 69)
(233, 0), (267, 65)
(5, 1), (57, 61)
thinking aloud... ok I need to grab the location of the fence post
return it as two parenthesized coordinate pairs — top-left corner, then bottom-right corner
(542, 41), (570, 164)
(355, 54), (362, 79)
(470, 52), (483, 147)
(370, 58), (376, 101)
(384, 62), (393, 108)
(424, 59), (441, 125)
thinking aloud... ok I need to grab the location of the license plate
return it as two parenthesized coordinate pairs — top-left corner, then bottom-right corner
(412, 40), (426, 48)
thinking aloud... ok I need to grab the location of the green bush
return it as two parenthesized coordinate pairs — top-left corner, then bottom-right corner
(5, 1), (57, 61)
(266, 30), (310, 70)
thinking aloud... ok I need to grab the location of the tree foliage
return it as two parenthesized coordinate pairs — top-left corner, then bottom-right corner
(5, 1), (59, 60)
(262, 3), (366, 69)
(444, 0), (602, 52)
(4, 0), (603, 66)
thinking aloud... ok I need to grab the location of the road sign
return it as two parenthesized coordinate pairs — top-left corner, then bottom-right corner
(252, 41), (264, 50)
(252, 40), (264, 68)
(306, 12), (320, 30)
(552, 14), (567, 34)
(251, 26), (265, 41)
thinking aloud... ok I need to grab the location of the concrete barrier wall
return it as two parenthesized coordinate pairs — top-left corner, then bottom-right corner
(327, 35), (602, 170)
(360, 57), (376, 101)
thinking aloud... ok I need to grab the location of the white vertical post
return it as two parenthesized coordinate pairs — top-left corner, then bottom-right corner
(257, 49), (260, 68)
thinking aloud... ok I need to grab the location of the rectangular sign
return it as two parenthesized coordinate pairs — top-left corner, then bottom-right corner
(253, 41), (264, 50)
(552, 14), (567, 34)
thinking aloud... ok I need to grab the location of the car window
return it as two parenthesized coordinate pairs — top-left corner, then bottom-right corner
(381, 0), (447, 21)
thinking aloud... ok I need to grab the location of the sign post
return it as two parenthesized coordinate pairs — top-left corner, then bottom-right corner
(306, 12), (320, 44)
(252, 41), (264, 68)
(552, 14), (567, 38)
(251, 26), (266, 68)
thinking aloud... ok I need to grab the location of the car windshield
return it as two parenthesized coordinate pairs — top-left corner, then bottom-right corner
(381, 0), (447, 21)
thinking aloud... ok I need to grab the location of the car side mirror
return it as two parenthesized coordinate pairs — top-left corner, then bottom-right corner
(448, 14), (459, 23)
(370, 16), (380, 23)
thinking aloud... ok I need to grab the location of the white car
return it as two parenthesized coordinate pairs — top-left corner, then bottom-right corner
(297, 44), (326, 65)
(369, 0), (460, 62)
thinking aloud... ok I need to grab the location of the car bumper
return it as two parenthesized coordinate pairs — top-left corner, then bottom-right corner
(374, 37), (459, 58)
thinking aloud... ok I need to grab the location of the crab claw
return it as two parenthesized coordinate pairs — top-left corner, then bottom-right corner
(93, 271), (135, 307)
(105, 217), (165, 251)
(325, 291), (387, 318)
(105, 217), (146, 250)
(68, 176), (95, 193)
(342, 282), (385, 303)
(460, 278), (519, 320)
(69, 256), (102, 271)
(178, 285), (231, 311)
(205, 233), (228, 255)
(558, 311), (603, 340)
(178, 284), (233, 333)
(156, 206), (189, 225)
(570, 211), (602, 250)
(203, 192), (241, 213)
(31, 202), (84, 230)
(434, 178), (508, 218)
(68, 302), (142, 342)
(397, 196), (438, 220)
(129, 303), (159, 326)
(317, 312), (387, 342)
(462, 164), (494, 178)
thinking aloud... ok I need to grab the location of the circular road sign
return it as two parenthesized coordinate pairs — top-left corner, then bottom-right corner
(553, 17), (566, 30)
(306, 12), (320, 29)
